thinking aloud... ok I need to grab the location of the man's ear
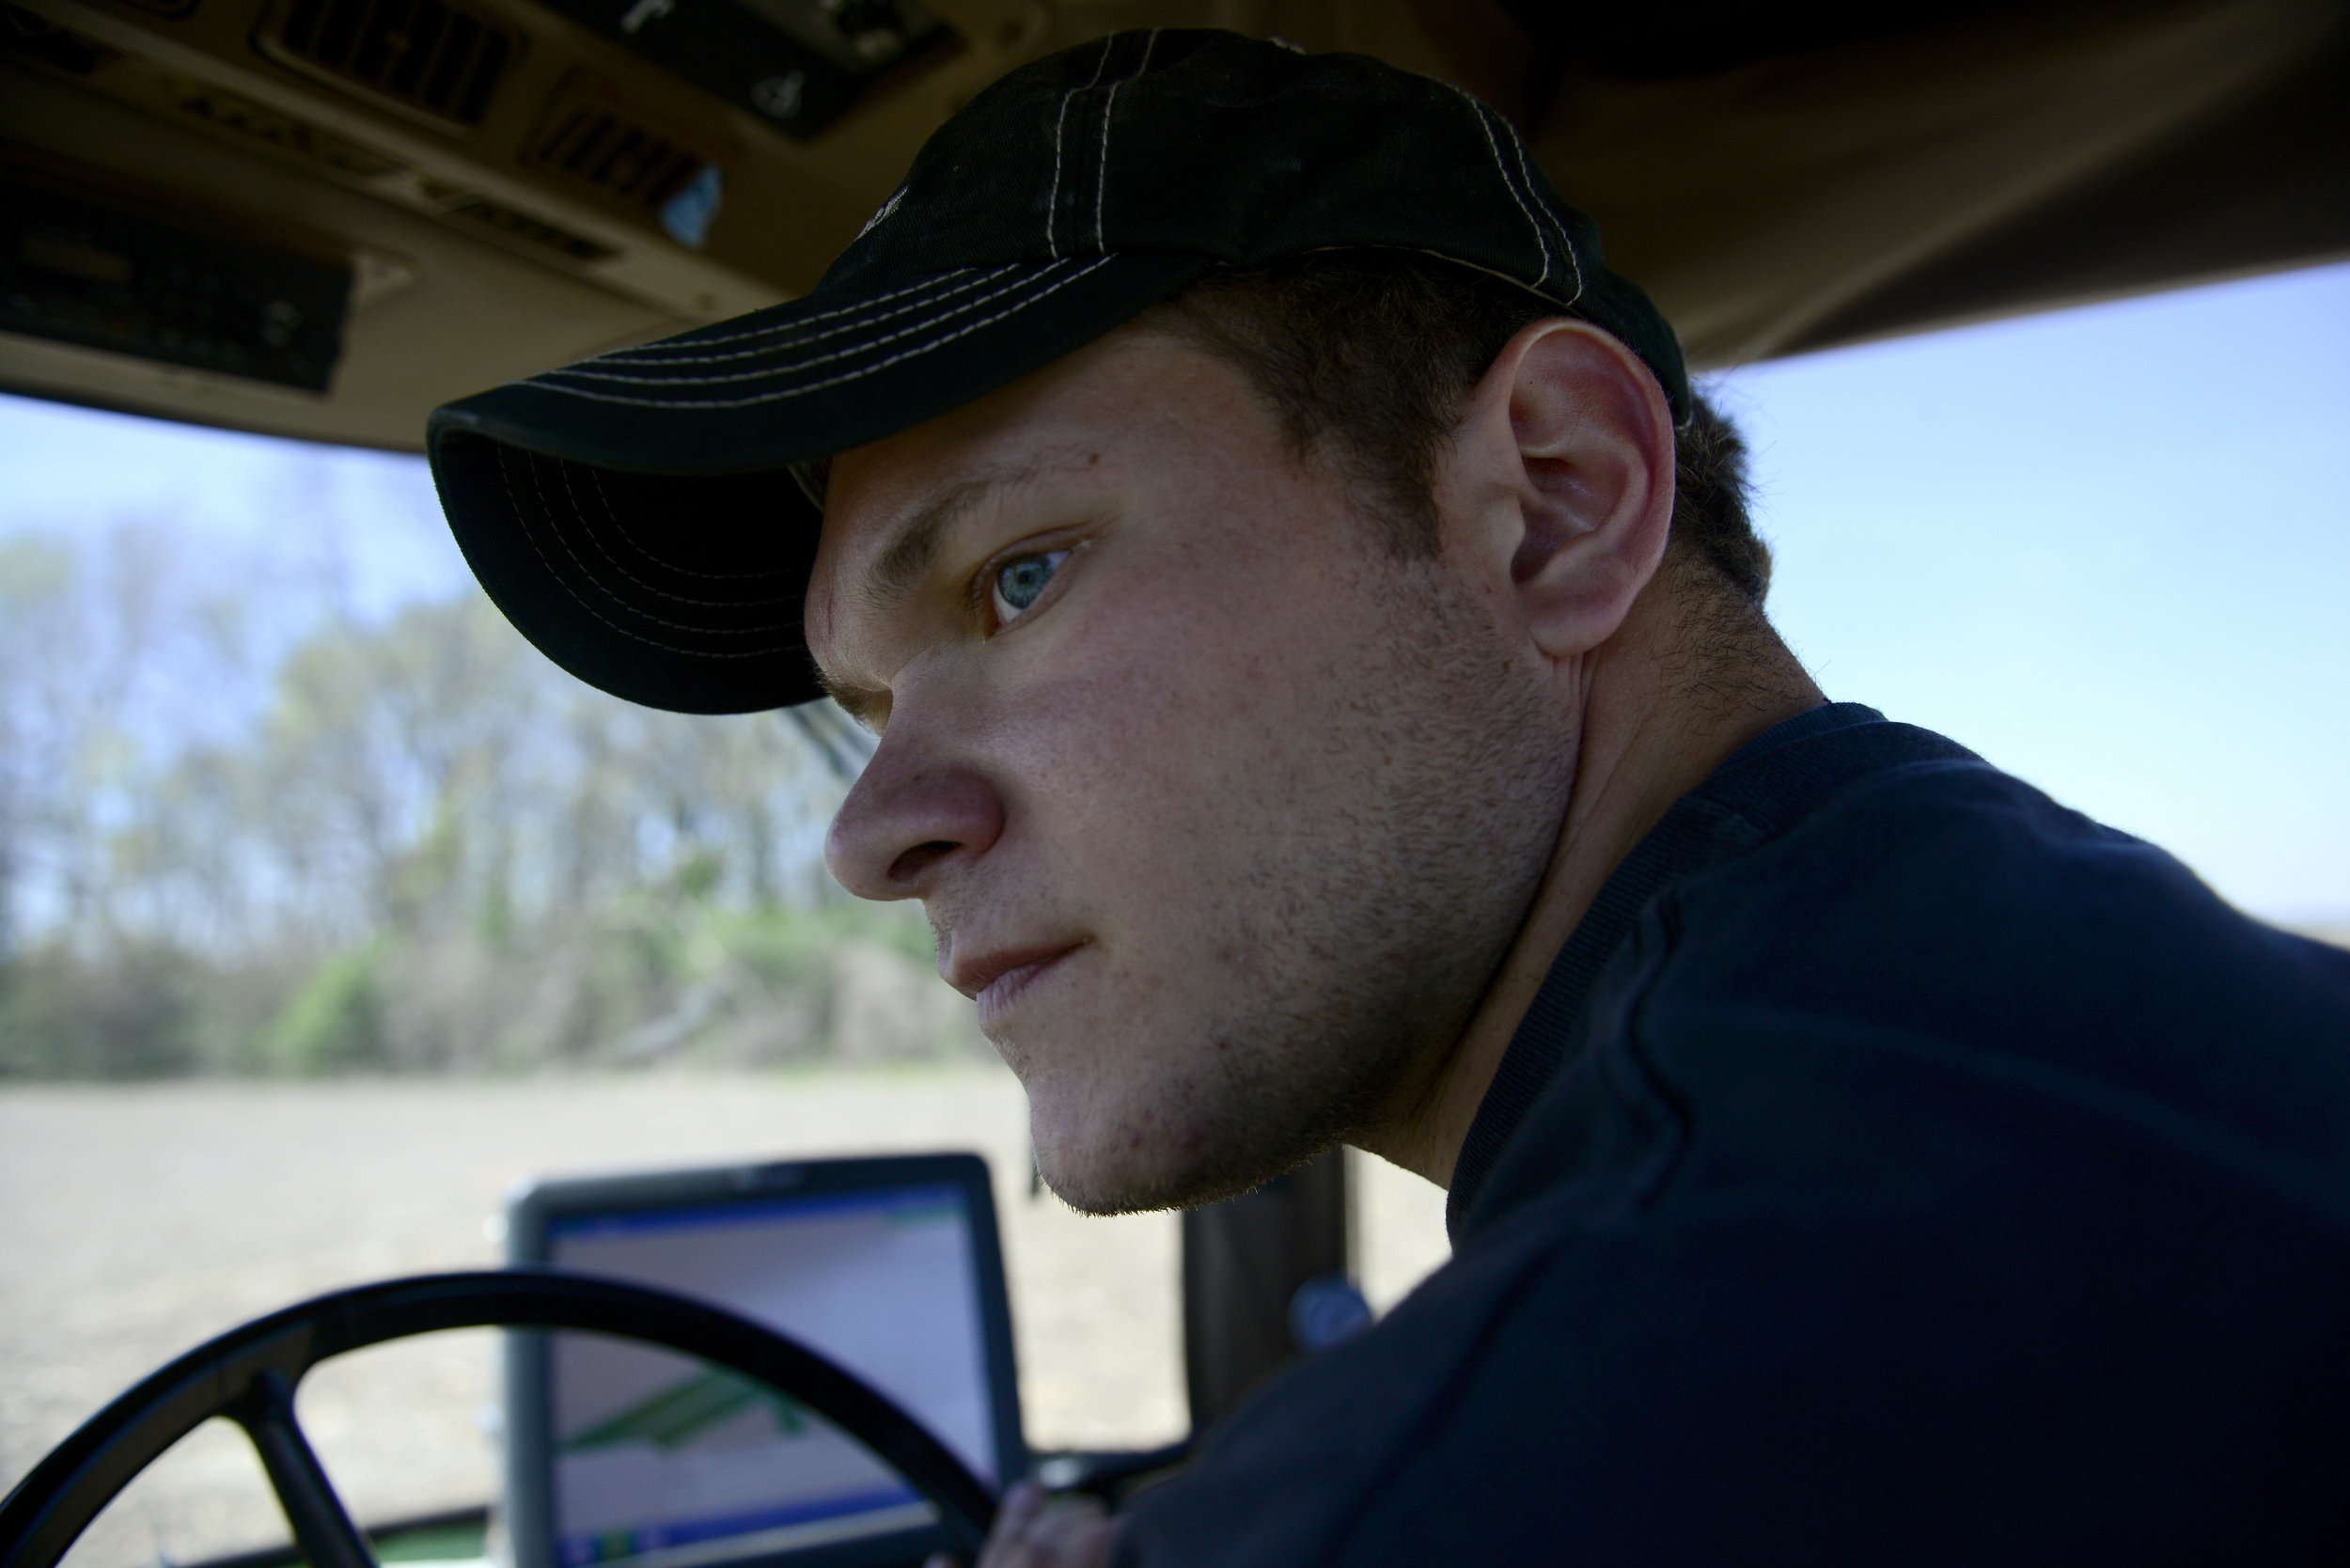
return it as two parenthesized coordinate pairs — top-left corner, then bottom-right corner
(1441, 318), (1677, 662)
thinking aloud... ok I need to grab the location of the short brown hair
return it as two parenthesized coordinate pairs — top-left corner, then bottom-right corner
(1149, 252), (1771, 605)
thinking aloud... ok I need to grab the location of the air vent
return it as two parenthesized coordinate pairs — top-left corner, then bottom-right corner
(417, 179), (616, 260)
(258, 0), (520, 129)
(528, 104), (701, 212)
(521, 78), (731, 244)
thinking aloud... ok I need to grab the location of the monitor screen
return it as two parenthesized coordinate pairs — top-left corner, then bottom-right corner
(509, 1158), (1017, 1568)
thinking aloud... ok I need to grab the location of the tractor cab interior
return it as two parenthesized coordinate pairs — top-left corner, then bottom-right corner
(2, 0), (2345, 1564)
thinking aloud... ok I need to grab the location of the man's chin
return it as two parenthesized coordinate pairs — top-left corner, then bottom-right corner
(1029, 1105), (1322, 1215)
(1015, 1023), (1371, 1213)
(1030, 1129), (1198, 1216)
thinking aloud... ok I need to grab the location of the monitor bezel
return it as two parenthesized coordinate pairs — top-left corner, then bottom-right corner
(504, 1152), (1025, 1568)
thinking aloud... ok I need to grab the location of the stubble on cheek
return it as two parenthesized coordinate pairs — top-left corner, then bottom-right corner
(1038, 717), (1557, 1213)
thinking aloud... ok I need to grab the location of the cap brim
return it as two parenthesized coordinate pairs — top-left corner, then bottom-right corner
(429, 250), (1212, 714)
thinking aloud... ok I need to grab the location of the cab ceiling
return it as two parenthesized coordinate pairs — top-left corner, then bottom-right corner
(3, 0), (2343, 451)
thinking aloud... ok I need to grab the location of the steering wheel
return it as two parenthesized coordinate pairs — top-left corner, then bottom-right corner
(0, 1271), (997, 1568)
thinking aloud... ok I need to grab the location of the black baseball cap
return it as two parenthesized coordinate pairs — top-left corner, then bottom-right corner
(427, 28), (1690, 714)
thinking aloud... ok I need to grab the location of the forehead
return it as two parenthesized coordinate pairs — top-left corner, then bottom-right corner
(802, 322), (1262, 662)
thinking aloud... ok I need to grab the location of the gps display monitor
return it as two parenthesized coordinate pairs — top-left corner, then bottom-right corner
(505, 1153), (1024, 1568)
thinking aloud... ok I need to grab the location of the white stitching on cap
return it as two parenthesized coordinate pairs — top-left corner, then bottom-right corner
(542, 263), (1066, 388)
(1476, 97), (1553, 288)
(1047, 38), (1115, 259)
(549, 269), (1025, 376)
(547, 267), (998, 368)
(559, 462), (795, 607)
(588, 469), (791, 584)
(496, 444), (799, 658)
(536, 258), (1108, 406)
(606, 268), (992, 355)
(1450, 86), (1549, 289)
(580, 268), (1020, 368)
(1504, 125), (1583, 308)
(529, 450), (799, 637)
(1094, 28), (1159, 254)
(525, 257), (1115, 409)
(543, 264), (1066, 389)
(527, 450), (782, 628)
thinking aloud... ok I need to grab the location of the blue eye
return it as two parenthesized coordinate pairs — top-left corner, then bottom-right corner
(991, 550), (1068, 625)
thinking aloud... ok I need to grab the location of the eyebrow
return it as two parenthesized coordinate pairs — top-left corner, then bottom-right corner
(866, 472), (1001, 609)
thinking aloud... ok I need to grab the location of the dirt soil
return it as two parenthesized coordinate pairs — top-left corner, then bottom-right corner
(1, 1073), (1451, 1568)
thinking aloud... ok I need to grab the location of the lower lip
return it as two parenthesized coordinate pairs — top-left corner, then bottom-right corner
(977, 949), (1073, 1030)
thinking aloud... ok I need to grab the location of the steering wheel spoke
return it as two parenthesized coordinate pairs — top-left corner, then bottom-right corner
(227, 1370), (376, 1568)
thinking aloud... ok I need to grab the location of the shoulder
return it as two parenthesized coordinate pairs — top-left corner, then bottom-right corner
(1472, 730), (2350, 1243)
(1643, 740), (2350, 1187)
(1472, 720), (2350, 1232)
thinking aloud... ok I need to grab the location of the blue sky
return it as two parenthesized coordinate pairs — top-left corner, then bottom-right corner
(1710, 260), (2348, 925)
(3, 259), (2344, 923)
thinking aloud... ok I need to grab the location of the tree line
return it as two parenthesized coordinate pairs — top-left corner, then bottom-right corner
(0, 521), (974, 1079)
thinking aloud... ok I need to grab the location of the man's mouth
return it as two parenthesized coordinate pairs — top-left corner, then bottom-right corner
(949, 941), (1083, 1027)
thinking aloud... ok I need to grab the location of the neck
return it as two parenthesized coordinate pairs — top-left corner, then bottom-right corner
(1364, 584), (1824, 1186)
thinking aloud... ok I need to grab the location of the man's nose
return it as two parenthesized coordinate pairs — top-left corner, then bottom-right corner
(824, 736), (1007, 901)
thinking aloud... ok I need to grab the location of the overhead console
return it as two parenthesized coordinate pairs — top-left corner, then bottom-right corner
(3, 0), (2343, 452)
(0, 0), (1048, 447)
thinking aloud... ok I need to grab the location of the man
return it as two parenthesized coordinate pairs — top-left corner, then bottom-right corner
(431, 29), (2350, 1565)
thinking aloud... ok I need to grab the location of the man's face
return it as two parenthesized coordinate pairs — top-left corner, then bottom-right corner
(808, 323), (1569, 1212)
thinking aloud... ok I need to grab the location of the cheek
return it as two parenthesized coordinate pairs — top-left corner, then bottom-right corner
(990, 571), (1322, 870)
(989, 662), (1233, 920)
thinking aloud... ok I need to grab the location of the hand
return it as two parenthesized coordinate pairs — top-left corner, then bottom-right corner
(925, 1480), (1120, 1568)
